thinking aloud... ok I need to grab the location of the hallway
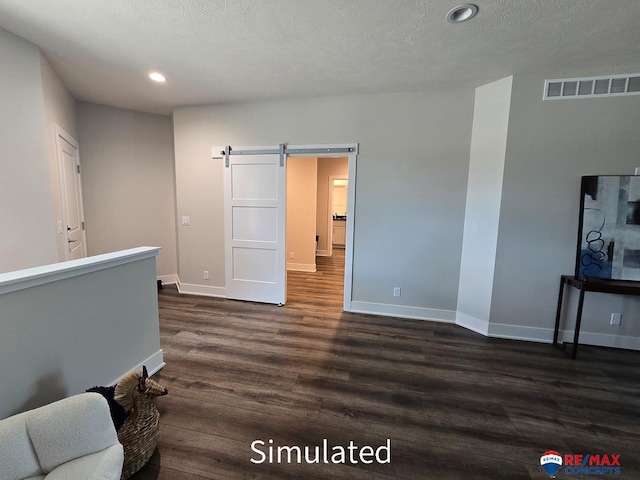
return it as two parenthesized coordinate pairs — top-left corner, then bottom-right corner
(286, 249), (345, 311)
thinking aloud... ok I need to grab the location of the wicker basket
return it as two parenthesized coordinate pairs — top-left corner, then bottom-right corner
(114, 367), (168, 479)
(118, 401), (160, 478)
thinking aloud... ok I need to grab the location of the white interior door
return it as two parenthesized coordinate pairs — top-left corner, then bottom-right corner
(56, 125), (87, 260)
(223, 148), (286, 305)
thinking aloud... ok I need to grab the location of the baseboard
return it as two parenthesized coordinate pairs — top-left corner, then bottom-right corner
(455, 312), (489, 336)
(287, 262), (317, 272)
(486, 323), (640, 350)
(316, 250), (329, 257)
(169, 277), (640, 351)
(107, 349), (165, 386)
(178, 282), (227, 298)
(572, 331), (640, 350)
(488, 323), (553, 343)
(157, 274), (177, 285)
(349, 301), (455, 323)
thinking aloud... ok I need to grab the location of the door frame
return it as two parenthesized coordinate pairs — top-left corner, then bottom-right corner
(216, 143), (358, 311)
(327, 174), (349, 257)
(55, 124), (87, 261)
(286, 144), (357, 311)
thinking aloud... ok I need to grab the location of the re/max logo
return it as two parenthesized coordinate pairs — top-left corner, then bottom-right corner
(565, 454), (621, 466)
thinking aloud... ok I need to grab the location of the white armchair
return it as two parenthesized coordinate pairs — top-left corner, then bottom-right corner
(0, 392), (124, 480)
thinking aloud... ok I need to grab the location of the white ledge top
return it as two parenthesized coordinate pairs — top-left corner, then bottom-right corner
(0, 246), (160, 295)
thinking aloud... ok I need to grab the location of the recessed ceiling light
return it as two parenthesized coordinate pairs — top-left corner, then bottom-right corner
(446, 4), (478, 23)
(149, 72), (166, 82)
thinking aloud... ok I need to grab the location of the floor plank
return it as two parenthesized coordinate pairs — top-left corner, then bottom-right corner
(131, 250), (640, 479)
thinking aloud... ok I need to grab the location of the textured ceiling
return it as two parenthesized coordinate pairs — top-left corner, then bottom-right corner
(0, 0), (639, 115)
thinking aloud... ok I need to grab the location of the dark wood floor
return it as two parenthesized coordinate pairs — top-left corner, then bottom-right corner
(132, 251), (640, 479)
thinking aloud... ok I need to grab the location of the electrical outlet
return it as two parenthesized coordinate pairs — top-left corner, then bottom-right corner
(393, 287), (401, 297)
(204, 270), (209, 280)
(610, 313), (622, 326)
(290, 252), (295, 259)
(182, 216), (191, 226)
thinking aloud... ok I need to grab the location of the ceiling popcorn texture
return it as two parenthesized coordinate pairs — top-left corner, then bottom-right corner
(0, 0), (639, 115)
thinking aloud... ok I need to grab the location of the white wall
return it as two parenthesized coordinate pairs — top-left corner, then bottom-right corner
(77, 103), (178, 279)
(173, 90), (474, 317)
(39, 53), (78, 262)
(287, 157), (317, 272)
(456, 77), (513, 335)
(0, 248), (164, 419)
(0, 28), (57, 272)
(490, 70), (640, 347)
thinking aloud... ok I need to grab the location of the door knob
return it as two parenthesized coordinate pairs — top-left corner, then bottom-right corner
(68, 239), (78, 243)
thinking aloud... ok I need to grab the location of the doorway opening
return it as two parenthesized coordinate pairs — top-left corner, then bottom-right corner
(219, 143), (357, 309)
(286, 156), (349, 310)
(328, 176), (349, 256)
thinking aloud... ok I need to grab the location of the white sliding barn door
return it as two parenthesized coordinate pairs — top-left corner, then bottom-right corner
(223, 149), (286, 305)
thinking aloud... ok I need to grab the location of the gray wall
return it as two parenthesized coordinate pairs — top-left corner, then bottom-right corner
(40, 53), (78, 262)
(5, 18), (635, 350)
(77, 103), (178, 278)
(0, 28), (57, 272)
(173, 90), (474, 314)
(491, 71), (640, 344)
(0, 249), (163, 419)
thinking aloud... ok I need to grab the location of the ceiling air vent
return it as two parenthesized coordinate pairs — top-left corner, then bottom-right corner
(544, 74), (640, 100)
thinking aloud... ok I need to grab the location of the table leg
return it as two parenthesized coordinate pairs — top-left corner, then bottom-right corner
(571, 288), (586, 359)
(553, 277), (566, 347)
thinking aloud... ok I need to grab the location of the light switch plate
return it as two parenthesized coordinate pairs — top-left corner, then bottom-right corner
(182, 216), (190, 226)
(610, 313), (622, 326)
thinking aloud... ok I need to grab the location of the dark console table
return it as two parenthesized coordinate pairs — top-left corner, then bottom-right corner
(553, 275), (640, 358)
